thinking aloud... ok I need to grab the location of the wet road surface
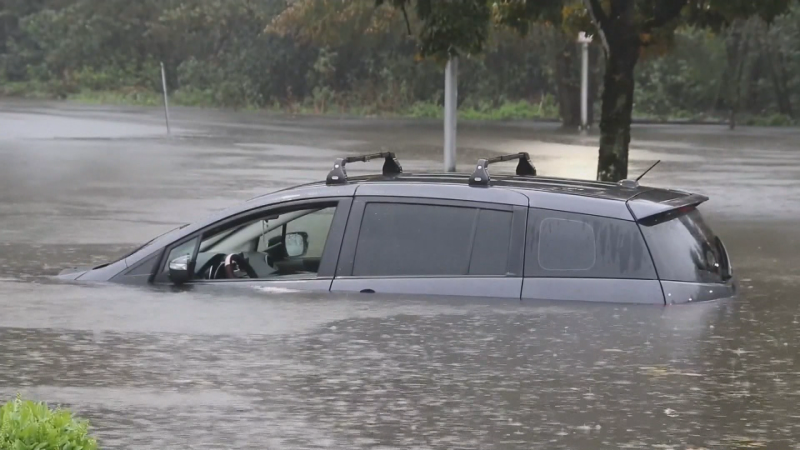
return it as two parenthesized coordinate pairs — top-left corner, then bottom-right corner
(1, 100), (800, 449)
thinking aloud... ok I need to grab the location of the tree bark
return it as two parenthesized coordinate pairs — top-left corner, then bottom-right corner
(595, 3), (640, 182)
(597, 41), (639, 181)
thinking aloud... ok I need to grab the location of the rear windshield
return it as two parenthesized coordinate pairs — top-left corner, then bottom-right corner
(639, 208), (729, 284)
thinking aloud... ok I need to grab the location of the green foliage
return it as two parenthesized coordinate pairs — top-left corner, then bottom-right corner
(406, 97), (559, 120)
(405, 101), (443, 118)
(1, 0), (799, 126)
(634, 26), (726, 118)
(462, 97), (559, 120)
(0, 395), (98, 450)
(743, 113), (797, 127)
(415, 0), (492, 60)
(376, 0), (563, 60)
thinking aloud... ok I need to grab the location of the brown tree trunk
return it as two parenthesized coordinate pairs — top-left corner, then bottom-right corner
(596, 23), (640, 181)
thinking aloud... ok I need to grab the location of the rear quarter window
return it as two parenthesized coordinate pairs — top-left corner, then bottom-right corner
(526, 209), (656, 279)
(639, 208), (727, 283)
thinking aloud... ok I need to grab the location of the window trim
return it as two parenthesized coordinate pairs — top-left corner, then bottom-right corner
(152, 197), (352, 284)
(335, 197), (525, 278)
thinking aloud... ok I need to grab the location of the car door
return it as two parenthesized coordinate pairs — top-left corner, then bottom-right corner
(330, 196), (527, 299)
(153, 197), (352, 292)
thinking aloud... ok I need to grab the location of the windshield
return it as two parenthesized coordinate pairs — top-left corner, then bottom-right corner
(118, 223), (190, 261)
(639, 208), (729, 284)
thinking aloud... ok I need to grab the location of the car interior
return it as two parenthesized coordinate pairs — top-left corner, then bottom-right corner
(190, 207), (334, 280)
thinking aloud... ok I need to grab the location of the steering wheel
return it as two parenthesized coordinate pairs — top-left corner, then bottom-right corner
(223, 253), (259, 279)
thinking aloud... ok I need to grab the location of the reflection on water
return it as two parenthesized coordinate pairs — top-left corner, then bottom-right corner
(1, 267), (799, 449)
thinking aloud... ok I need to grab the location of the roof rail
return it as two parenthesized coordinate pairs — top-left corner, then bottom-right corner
(326, 152), (403, 185)
(469, 152), (536, 187)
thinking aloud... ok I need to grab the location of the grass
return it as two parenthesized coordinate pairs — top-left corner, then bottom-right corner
(403, 98), (561, 121)
(3, 82), (798, 126)
(742, 113), (797, 127)
(68, 89), (163, 106)
(0, 395), (98, 450)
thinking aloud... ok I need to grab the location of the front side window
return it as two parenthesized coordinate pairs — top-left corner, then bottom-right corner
(351, 203), (513, 277)
(526, 209), (657, 279)
(175, 205), (336, 281)
(639, 208), (728, 283)
(162, 238), (198, 274)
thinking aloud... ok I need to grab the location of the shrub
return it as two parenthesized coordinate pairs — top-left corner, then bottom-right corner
(0, 395), (98, 450)
(406, 101), (442, 119)
(744, 113), (796, 127)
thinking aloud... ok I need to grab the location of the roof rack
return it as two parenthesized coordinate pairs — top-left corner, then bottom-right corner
(326, 152), (403, 185)
(469, 152), (536, 187)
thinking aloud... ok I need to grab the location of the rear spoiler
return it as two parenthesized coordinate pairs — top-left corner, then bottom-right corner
(627, 192), (709, 224)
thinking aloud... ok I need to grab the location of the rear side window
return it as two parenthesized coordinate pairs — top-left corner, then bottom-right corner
(526, 209), (656, 279)
(352, 203), (513, 277)
(639, 208), (727, 283)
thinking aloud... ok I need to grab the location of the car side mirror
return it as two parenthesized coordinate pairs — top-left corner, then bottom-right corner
(168, 254), (192, 285)
(285, 232), (309, 258)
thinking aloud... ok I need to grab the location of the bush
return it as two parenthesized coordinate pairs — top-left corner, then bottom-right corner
(744, 113), (797, 127)
(405, 101), (442, 118)
(0, 395), (98, 450)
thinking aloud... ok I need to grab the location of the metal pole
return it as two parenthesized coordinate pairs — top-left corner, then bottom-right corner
(444, 56), (458, 172)
(160, 62), (171, 135)
(577, 32), (593, 132)
(581, 41), (589, 131)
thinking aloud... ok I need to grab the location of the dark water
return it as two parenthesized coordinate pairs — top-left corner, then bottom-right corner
(1, 100), (799, 449)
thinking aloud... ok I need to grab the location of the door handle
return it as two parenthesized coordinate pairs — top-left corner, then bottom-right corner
(360, 289), (375, 294)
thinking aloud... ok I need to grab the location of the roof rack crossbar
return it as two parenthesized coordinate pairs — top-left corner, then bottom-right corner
(469, 152), (536, 187)
(326, 152), (403, 185)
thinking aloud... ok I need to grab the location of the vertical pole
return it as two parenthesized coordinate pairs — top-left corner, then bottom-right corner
(443, 56), (458, 172)
(160, 62), (171, 135)
(580, 40), (589, 132)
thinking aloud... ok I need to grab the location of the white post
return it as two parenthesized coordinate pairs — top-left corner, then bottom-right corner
(160, 62), (171, 135)
(443, 56), (458, 172)
(578, 32), (593, 132)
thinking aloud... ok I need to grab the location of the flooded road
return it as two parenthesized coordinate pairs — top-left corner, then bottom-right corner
(1, 100), (800, 449)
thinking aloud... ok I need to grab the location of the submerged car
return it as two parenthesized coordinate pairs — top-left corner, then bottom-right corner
(58, 152), (734, 304)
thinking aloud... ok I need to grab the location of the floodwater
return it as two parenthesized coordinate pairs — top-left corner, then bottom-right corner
(1, 100), (800, 449)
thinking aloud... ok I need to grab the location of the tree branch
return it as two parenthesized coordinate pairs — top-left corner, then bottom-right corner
(400, 3), (412, 35)
(585, 0), (608, 26)
(583, 0), (610, 55)
(643, 0), (688, 32)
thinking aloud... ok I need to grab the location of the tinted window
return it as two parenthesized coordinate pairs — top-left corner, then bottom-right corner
(352, 203), (513, 277)
(526, 209), (656, 279)
(640, 208), (726, 283)
(470, 209), (513, 275)
(124, 253), (158, 277)
(538, 218), (596, 271)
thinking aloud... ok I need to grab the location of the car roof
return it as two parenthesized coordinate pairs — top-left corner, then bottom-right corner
(257, 152), (709, 222)
(275, 171), (687, 203)
(123, 154), (708, 269)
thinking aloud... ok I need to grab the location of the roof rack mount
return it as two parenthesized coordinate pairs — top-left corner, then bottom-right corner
(326, 152), (403, 185)
(469, 152), (536, 187)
